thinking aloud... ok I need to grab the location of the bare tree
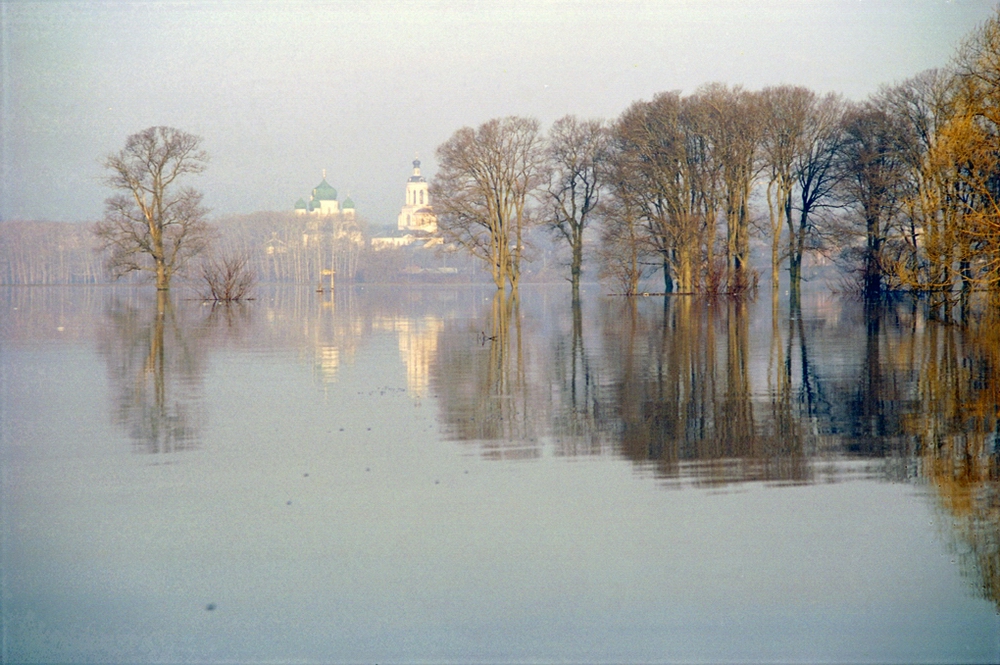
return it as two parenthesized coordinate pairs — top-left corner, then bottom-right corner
(544, 115), (609, 299)
(837, 103), (912, 298)
(758, 88), (847, 304)
(791, 93), (848, 300)
(612, 92), (703, 293)
(432, 116), (545, 292)
(595, 192), (650, 295)
(697, 83), (763, 293)
(759, 86), (813, 299)
(200, 250), (257, 302)
(1, 220), (104, 284)
(94, 126), (212, 290)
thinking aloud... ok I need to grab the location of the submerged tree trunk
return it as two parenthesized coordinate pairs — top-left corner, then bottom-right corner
(663, 255), (673, 293)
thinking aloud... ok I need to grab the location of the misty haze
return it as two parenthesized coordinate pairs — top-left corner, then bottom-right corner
(2, 2), (999, 664)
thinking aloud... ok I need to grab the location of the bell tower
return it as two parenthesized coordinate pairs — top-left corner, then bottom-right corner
(397, 158), (437, 232)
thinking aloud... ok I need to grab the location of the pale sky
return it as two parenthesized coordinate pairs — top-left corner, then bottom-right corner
(1, 0), (996, 226)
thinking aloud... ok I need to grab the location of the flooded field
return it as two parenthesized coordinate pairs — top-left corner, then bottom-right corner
(1, 284), (998, 663)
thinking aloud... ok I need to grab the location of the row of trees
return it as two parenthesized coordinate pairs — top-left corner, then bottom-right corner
(1, 205), (485, 287)
(9, 9), (999, 303)
(431, 8), (1000, 307)
(0, 221), (104, 284)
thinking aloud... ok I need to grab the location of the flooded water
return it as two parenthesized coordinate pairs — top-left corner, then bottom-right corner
(2, 284), (998, 664)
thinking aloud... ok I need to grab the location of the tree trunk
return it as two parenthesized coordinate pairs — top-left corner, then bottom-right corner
(156, 258), (169, 290)
(570, 228), (583, 300)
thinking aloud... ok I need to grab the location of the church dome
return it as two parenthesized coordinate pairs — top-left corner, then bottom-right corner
(312, 178), (338, 201)
(342, 196), (355, 209)
(294, 198), (308, 210)
(408, 158), (426, 183)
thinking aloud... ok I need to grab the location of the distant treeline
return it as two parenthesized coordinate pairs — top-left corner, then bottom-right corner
(0, 221), (105, 285)
(0, 213), (486, 287)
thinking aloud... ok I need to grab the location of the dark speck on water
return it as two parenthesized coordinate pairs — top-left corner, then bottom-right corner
(286, 500), (292, 505)
(206, 603), (216, 611)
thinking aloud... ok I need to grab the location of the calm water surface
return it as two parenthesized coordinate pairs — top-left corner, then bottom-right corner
(1, 284), (998, 664)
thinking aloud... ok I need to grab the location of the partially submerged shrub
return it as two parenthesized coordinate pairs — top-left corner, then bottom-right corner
(200, 251), (256, 302)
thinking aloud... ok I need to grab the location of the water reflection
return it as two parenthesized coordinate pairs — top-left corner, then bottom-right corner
(434, 291), (540, 458)
(86, 285), (1000, 611)
(19, 285), (1000, 609)
(3, 284), (998, 662)
(548, 298), (602, 456)
(428, 290), (999, 611)
(595, 297), (817, 484)
(98, 291), (208, 453)
(382, 314), (442, 399)
(899, 305), (1000, 612)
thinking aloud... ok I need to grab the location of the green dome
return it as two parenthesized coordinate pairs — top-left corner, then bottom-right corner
(294, 198), (308, 210)
(342, 196), (355, 209)
(312, 178), (338, 201)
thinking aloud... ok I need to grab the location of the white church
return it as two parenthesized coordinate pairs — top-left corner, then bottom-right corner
(397, 159), (437, 233)
(371, 159), (440, 250)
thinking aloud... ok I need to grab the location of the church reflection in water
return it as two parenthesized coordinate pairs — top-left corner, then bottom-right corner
(84, 284), (999, 613)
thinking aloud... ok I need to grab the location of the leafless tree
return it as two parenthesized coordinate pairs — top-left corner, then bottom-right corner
(544, 115), (609, 299)
(758, 87), (847, 304)
(1, 220), (104, 284)
(432, 116), (545, 292)
(697, 83), (763, 293)
(595, 198), (650, 295)
(790, 93), (848, 299)
(611, 92), (701, 293)
(837, 102), (912, 298)
(94, 126), (212, 290)
(759, 85), (813, 298)
(200, 250), (257, 302)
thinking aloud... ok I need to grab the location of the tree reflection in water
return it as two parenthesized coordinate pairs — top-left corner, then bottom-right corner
(98, 291), (209, 454)
(548, 297), (601, 456)
(904, 306), (1000, 613)
(435, 291), (539, 458)
(90, 284), (999, 609)
(599, 297), (815, 484)
(432, 289), (998, 610)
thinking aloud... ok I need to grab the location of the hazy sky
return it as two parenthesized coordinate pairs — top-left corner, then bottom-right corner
(2, 0), (996, 226)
